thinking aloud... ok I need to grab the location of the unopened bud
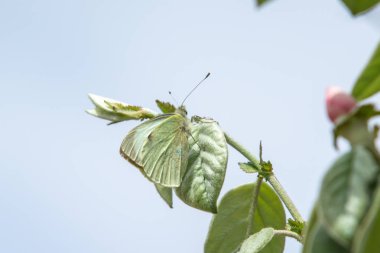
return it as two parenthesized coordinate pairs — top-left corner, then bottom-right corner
(86, 94), (156, 123)
(326, 86), (357, 123)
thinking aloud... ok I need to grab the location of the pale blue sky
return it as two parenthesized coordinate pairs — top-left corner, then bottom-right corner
(0, 1), (379, 252)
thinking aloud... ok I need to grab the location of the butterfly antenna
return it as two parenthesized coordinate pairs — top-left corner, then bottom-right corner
(168, 91), (179, 106)
(181, 73), (210, 106)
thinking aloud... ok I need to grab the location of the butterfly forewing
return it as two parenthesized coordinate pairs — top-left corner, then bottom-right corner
(120, 114), (190, 187)
(120, 115), (168, 166)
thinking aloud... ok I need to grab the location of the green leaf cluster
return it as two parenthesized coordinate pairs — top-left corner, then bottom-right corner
(304, 40), (380, 251)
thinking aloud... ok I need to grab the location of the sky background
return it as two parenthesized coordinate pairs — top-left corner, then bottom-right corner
(0, 0), (379, 252)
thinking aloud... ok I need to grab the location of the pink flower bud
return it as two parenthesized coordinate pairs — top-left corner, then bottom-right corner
(326, 86), (357, 123)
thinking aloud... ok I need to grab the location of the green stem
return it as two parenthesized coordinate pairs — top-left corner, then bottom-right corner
(245, 176), (263, 238)
(225, 132), (304, 224)
(224, 133), (261, 169)
(268, 174), (304, 223)
(274, 229), (303, 243)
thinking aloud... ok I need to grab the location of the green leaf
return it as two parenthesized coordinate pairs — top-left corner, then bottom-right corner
(238, 228), (275, 253)
(87, 94), (156, 123)
(341, 0), (380, 15)
(155, 100), (176, 113)
(303, 206), (349, 253)
(352, 186), (380, 253)
(302, 206), (318, 253)
(256, 0), (272, 6)
(318, 146), (379, 247)
(154, 184), (173, 208)
(176, 118), (228, 213)
(204, 182), (286, 253)
(352, 43), (380, 100)
(239, 162), (259, 174)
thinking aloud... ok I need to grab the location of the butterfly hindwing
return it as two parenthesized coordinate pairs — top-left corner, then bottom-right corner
(141, 114), (189, 187)
(120, 114), (190, 187)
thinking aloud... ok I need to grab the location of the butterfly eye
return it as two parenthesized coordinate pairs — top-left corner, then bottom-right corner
(176, 105), (187, 117)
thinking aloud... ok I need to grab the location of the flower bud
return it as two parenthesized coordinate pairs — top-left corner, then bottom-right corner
(87, 94), (156, 123)
(326, 86), (357, 123)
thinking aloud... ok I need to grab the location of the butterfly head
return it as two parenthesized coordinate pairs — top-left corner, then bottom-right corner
(176, 105), (188, 117)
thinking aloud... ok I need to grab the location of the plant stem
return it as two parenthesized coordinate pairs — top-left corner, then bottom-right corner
(224, 132), (304, 224)
(245, 176), (263, 238)
(274, 229), (303, 243)
(224, 133), (261, 169)
(268, 174), (304, 223)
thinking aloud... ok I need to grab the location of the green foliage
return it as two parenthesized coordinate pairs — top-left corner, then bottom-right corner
(237, 228), (275, 253)
(318, 146), (379, 247)
(341, 0), (380, 15)
(305, 222), (348, 253)
(176, 118), (228, 213)
(239, 162), (259, 173)
(287, 218), (304, 235)
(261, 161), (273, 173)
(352, 186), (380, 253)
(256, 0), (272, 6)
(155, 100), (176, 113)
(303, 207), (349, 253)
(154, 184), (173, 208)
(86, 1), (380, 251)
(352, 43), (380, 100)
(87, 94), (156, 123)
(204, 182), (286, 253)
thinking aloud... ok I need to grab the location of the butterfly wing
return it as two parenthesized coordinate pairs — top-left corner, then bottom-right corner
(120, 114), (189, 187)
(120, 115), (168, 168)
(140, 114), (189, 187)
